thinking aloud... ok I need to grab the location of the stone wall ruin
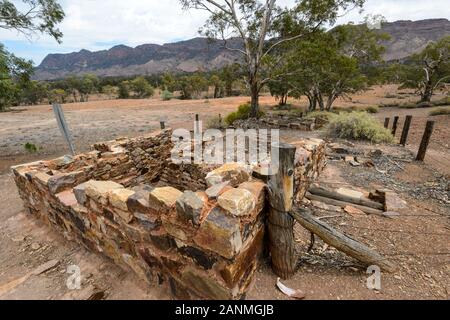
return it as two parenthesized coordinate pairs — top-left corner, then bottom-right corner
(12, 129), (326, 300)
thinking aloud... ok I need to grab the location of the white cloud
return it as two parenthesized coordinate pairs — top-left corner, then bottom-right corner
(1, 0), (449, 64)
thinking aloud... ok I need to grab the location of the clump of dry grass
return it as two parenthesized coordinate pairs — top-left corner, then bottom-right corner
(429, 107), (450, 116)
(327, 112), (394, 144)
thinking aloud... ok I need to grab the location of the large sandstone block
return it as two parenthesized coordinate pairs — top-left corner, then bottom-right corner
(109, 189), (136, 211)
(73, 182), (87, 206)
(205, 163), (251, 187)
(238, 181), (266, 216)
(34, 172), (51, 186)
(148, 187), (183, 213)
(56, 190), (78, 207)
(180, 266), (231, 300)
(205, 181), (232, 200)
(193, 207), (242, 259)
(220, 227), (264, 288)
(48, 171), (85, 194)
(175, 191), (205, 225)
(84, 180), (124, 205)
(218, 188), (255, 217)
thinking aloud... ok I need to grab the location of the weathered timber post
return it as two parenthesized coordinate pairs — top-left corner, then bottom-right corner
(267, 142), (297, 279)
(391, 116), (399, 136)
(416, 120), (435, 161)
(195, 114), (200, 132)
(384, 118), (390, 129)
(400, 115), (413, 146)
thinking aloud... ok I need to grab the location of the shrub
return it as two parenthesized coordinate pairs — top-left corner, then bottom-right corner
(380, 102), (400, 108)
(225, 103), (264, 125)
(24, 142), (38, 153)
(206, 115), (226, 129)
(429, 107), (450, 116)
(327, 112), (394, 144)
(385, 93), (400, 99)
(161, 90), (173, 101)
(305, 111), (337, 122)
(398, 102), (418, 109)
(365, 106), (379, 114)
(432, 97), (450, 107)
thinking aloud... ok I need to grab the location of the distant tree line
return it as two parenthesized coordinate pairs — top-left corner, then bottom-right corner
(0, 62), (245, 107)
(2, 0), (449, 112)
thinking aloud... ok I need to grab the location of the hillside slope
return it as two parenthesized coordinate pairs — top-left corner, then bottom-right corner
(34, 19), (450, 80)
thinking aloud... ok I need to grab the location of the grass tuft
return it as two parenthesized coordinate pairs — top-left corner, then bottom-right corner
(327, 112), (394, 144)
(429, 107), (450, 116)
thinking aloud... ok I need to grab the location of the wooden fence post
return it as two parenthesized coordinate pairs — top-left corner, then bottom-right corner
(416, 121), (435, 161)
(400, 115), (413, 146)
(267, 142), (297, 279)
(195, 114), (200, 133)
(384, 118), (390, 129)
(391, 116), (399, 136)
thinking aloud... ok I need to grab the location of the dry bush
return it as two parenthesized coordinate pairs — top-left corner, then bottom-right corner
(327, 112), (394, 144)
(206, 115), (226, 129)
(429, 107), (450, 116)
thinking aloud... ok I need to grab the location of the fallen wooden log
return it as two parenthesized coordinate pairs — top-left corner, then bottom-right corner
(306, 192), (384, 216)
(290, 207), (396, 273)
(309, 187), (384, 210)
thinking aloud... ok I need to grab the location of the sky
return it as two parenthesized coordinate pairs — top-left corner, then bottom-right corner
(1, 0), (449, 65)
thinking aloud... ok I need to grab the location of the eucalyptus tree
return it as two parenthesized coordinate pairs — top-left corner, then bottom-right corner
(400, 37), (450, 103)
(180, 0), (365, 117)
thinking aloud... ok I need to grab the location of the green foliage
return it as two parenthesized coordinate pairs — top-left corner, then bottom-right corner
(161, 73), (176, 92)
(20, 80), (49, 105)
(327, 112), (394, 143)
(181, 0), (366, 117)
(102, 85), (117, 99)
(429, 107), (450, 116)
(130, 76), (154, 98)
(24, 142), (38, 153)
(0, 44), (33, 110)
(48, 88), (68, 104)
(60, 74), (99, 102)
(116, 77), (154, 99)
(219, 64), (241, 97)
(178, 74), (208, 100)
(0, 0), (65, 42)
(118, 81), (130, 99)
(161, 90), (173, 101)
(79, 74), (99, 101)
(400, 37), (450, 102)
(268, 79), (290, 106)
(268, 23), (385, 112)
(225, 103), (264, 125)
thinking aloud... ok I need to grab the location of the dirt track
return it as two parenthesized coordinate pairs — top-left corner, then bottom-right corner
(0, 87), (449, 300)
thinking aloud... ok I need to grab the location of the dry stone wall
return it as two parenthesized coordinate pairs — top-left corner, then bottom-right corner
(12, 129), (326, 300)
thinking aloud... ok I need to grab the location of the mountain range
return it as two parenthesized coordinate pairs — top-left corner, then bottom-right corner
(34, 18), (450, 80)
